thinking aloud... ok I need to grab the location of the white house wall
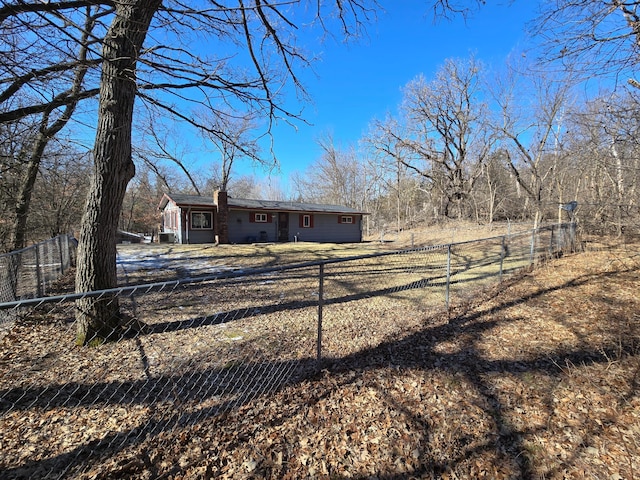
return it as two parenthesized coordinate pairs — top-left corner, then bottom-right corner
(162, 203), (183, 243)
(162, 204), (218, 244)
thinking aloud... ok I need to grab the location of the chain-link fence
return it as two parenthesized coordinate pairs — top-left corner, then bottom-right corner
(0, 235), (76, 303)
(0, 223), (576, 479)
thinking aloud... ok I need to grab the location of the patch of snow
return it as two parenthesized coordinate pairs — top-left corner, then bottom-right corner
(116, 248), (234, 278)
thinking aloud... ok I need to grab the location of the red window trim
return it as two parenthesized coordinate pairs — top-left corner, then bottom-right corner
(250, 212), (273, 223)
(299, 214), (314, 228)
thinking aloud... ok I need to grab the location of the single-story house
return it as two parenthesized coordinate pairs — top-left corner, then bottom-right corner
(158, 191), (367, 244)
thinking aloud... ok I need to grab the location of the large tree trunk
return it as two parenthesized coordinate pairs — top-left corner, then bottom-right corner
(75, 0), (161, 346)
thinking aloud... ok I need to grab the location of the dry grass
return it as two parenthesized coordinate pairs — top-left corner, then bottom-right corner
(365, 220), (533, 247)
(115, 220), (533, 285)
(116, 240), (393, 285)
(172, 243), (640, 480)
(1, 236), (639, 479)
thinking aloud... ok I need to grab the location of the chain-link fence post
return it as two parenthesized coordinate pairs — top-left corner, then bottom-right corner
(499, 235), (506, 282)
(46, 240), (54, 293)
(35, 243), (43, 298)
(570, 222), (577, 252)
(529, 228), (536, 265)
(445, 244), (451, 310)
(58, 235), (65, 275)
(317, 263), (325, 363)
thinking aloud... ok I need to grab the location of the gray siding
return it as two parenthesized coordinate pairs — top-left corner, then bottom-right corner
(184, 229), (215, 244)
(289, 213), (362, 243)
(161, 199), (364, 244)
(227, 210), (278, 243)
(227, 210), (362, 243)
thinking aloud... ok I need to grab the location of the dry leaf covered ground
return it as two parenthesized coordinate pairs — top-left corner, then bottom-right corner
(1, 239), (639, 479)
(145, 243), (639, 480)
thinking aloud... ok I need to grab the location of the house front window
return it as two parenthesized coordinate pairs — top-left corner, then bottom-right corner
(255, 213), (268, 223)
(191, 211), (212, 229)
(340, 215), (354, 224)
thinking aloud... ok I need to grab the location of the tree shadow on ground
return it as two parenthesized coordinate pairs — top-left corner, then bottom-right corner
(2, 261), (639, 479)
(139, 249), (514, 336)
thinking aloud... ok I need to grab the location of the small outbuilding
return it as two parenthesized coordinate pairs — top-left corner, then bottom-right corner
(158, 191), (366, 244)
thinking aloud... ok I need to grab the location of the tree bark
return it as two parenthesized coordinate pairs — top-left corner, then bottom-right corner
(10, 134), (45, 251)
(75, 0), (161, 346)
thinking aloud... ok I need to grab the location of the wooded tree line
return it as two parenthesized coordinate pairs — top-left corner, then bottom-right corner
(4, 63), (638, 248)
(293, 59), (640, 237)
(0, 0), (637, 345)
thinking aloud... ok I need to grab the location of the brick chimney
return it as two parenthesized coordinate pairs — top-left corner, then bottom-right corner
(214, 190), (229, 244)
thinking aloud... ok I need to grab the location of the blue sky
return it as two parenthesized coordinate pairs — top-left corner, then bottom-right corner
(247, 1), (541, 185)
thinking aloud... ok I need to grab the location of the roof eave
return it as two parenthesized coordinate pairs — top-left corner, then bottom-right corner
(228, 205), (367, 215)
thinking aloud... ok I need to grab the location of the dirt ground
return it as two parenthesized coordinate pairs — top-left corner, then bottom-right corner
(1, 240), (639, 479)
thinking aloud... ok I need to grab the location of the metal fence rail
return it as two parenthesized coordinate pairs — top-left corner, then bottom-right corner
(0, 235), (76, 303)
(0, 223), (576, 479)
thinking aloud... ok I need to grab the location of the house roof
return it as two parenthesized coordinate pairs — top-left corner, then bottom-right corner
(158, 193), (215, 210)
(227, 197), (365, 215)
(159, 193), (366, 215)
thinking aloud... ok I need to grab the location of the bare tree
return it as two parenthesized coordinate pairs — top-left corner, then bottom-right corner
(356, 142), (393, 237)
(120, 165), (164, 237)
(72, 0), (162, 345)
(429, 0), (486, 20)
(363, 115), (419, 234)
(227, 174), (260, 199)
(0, 119), (40, 251)
(2, 0), (378, 345)
(534, 1), (640, 90)
(401, 56), (493, 219)
(198, 110), (263, 192)
(0, 121), (91, 250)
(471, 150), (518, 227)
(490, 65), (573, 229)
(137, 117), (203, 195)
(1, 5), (101, 250)
(564, 90), (640, 235)
(0, 6), (103, 125)
(600, 93), (640, 235)
(31, 146), (92, 239)
(295, 133), (364, 208)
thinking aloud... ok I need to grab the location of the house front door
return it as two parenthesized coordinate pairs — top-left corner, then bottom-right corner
(278, 212), (289, 242)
